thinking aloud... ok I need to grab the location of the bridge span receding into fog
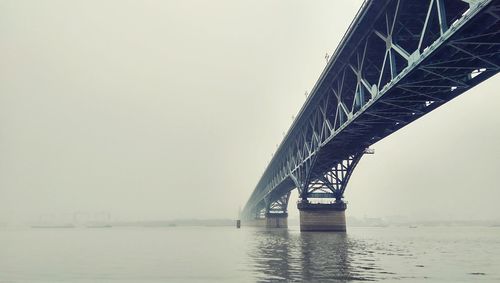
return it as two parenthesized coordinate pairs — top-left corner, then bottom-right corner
(242, 0), (500, 231)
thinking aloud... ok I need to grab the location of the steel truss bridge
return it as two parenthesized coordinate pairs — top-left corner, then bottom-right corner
(242, 0), (500, 220)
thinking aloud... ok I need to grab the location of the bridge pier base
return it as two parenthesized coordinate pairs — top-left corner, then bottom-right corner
(265, 213), (288, 228)
(297, 201), (347, 232)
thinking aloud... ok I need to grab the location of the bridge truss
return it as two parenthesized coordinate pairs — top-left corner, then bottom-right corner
(243, 0), (500, 219)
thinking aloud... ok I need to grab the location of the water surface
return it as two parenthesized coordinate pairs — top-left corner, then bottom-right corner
(1, 226), (499, 282)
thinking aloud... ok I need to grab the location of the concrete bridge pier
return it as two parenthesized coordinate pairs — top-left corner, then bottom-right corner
(297, 201), (347, 232)
(265, 212), (288, 228)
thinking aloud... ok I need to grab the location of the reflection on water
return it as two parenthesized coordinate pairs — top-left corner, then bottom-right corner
(1, 226), (499, 282)
(247, 229), (397, 282)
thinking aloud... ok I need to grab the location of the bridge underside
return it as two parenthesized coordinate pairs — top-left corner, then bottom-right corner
(242, 0), (500, 231)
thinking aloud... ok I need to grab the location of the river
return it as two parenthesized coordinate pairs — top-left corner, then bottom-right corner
(1, 226), (499, 282)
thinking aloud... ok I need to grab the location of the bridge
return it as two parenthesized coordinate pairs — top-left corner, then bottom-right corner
(242, 0), (500, 231)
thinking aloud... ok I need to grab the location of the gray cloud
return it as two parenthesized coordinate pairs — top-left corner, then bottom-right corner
(1, 0), (498, 223)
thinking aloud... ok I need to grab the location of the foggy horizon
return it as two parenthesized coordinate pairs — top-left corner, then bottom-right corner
(1, 0), (499, 225)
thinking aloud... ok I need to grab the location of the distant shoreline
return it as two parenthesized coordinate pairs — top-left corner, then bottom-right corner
(1, 218), (499, 229)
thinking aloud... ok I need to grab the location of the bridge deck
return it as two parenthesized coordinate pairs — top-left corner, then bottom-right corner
(243, 0), (500, 218)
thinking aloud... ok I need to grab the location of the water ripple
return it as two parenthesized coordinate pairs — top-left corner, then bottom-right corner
(245, 229), (404, 282)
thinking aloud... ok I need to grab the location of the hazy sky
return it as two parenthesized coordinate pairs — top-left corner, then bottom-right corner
(1, 0), (499, 223)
